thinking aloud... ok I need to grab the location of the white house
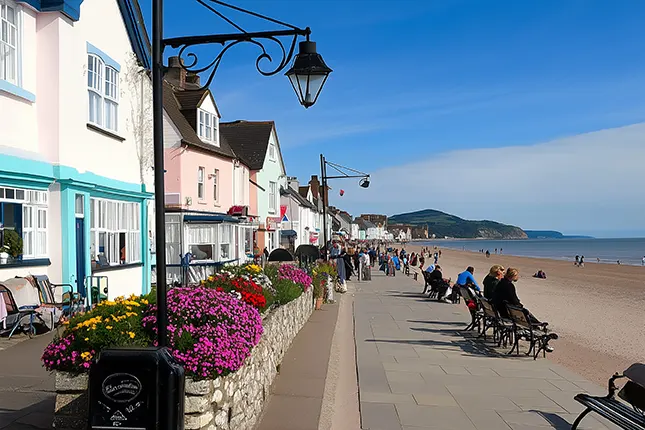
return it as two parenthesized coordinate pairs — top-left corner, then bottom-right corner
(220, 121), (287, 253)
(280, 177), (322, 250)
(0, 0), (152, 300)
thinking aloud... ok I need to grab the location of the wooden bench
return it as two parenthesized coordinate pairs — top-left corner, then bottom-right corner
(572, 363), (645, 429)
(478, 298), (513, 347)
(505, 304), (557, 360)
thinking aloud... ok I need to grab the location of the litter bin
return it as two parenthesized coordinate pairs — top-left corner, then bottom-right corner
(88, 347), (184, 430)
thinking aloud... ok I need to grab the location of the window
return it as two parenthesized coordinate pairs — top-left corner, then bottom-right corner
(75, 194), (85, 217)
(197, 167), (205, 200)
(219, 224), (231, 260)
(89, 198), (141, 265)
(0, 187), (48, 259)
(268, 143), (276, 161)
(186, 224), (216, 261)
(0, 0), (18, 84)
(87, 54), (119, 131)
(268, 181), (277, 213)
(213, 169), (219, 203)
(197, 109), (219, 146)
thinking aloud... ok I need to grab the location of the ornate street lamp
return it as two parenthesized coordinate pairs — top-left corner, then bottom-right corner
(319, 154), (370, 260)
(153, 0), (332, 348)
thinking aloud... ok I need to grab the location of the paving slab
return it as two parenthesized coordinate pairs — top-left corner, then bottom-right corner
(354, 271), (617, 430)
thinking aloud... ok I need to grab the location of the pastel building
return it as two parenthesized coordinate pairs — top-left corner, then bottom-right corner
(0, 0), (152, 299)
(220, 120), (287, 253)
(162, 59), (257, 282)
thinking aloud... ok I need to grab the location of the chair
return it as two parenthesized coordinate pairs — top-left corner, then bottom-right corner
(572, 363), (645, 429)
(505, 304), (555, 360)
(30, 275), (81, 318)
(459, 286), (482, 332)
(478, 298), (513, 347)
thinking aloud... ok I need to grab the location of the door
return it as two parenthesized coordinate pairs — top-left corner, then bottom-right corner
(75, 218), (86, 297)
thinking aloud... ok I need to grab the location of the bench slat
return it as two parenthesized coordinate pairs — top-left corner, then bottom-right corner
(575, 394), (645, 429)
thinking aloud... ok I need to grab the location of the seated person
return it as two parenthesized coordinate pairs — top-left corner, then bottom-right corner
(533, 270), (546, 279)
(430, 265), (451, 298)
(483, 265), (504, 299)
(492, 268), (557, 351)
(449, 267), (481, 301)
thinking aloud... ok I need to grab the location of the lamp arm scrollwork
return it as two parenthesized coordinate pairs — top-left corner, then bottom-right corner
(161, 0), (310, 92)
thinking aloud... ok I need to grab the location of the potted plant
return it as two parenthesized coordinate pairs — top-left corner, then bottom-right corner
(312, 275), (324, 310)
(313, 261), (337, 306)
(0, 245), (9, 264)
(1, 230), (22, 263)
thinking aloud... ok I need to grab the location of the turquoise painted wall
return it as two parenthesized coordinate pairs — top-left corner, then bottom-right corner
(0, 152), (153, 296)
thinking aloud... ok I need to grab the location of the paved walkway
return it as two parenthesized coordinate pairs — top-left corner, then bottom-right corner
(0, 333), (55, 429)
(257, 300), (340, 430)
(354, 271), (618, 430)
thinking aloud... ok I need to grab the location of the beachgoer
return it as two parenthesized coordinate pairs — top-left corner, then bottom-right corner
(483, 264), (505, 299)
(439, 250), (442, 257)
(419, 254), (425, 270)
(597, 257), (600, 263)
(495, 248), (498, 254)
(485, 250), (490, 258)
(574, 255), (579, 266)
(492, 268), (557, 352)
(533, 270), (546, 279)
(617, 260), (621, 265)
(642, 256), (645, 266)
(430, 265), (451, 298)
(425, 263), (435, 273)
(433, 252), (439, 265)
(500, 248), (503, 254)
(579, 255), (584, 268)
(456, 266), (481, 293)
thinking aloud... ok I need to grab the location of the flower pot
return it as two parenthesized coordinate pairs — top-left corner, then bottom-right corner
(315, 297), (324, 310)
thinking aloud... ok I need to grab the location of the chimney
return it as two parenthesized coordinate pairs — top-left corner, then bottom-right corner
(309, 175), (320, 199)
(166, 56), (186, 88)
(186, 72), (200, 86)
(287, 177), (299, 192)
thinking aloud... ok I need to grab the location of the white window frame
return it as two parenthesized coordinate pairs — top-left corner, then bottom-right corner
(89, 198), (141, 265)
(197, 167), (205, 200)
(268, 142), (276, 161)
(0, 0), (20, 85)
(219, 224), (231, 260)
(87, 53), (119, 132)
(213, 169), (219, 204)
(0, 187), (47, 259)
(268, 181), (277, 213)
(197, 109), (219, 146)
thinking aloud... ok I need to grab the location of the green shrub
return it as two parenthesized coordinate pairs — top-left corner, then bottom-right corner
(3, 229), (23, 258)
(273, 278), (302, 305)
(263, 264), (279, 283)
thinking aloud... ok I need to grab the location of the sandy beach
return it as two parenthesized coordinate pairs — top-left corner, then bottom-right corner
(403, 244), (644, 386)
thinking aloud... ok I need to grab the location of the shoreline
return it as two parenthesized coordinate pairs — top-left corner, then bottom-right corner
(406, 239), (645, 267)
(402, 244), (643, 386)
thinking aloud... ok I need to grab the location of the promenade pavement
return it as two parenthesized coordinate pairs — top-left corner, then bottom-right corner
(354, 270), (619, 430)
(0, 333), (55, 429)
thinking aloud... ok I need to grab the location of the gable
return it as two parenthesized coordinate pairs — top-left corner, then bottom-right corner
(197, 92), (221, 118)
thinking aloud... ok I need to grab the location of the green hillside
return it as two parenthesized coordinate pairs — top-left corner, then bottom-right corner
(389, 209), (527, 239)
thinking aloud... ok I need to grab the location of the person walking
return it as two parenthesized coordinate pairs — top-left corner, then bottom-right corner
(579, 255), (585, 268)
(485, 250), (490, 258)
(433, 252), (439, 265)
(642, 256), (645, 266)
(574, 255), (579, 266)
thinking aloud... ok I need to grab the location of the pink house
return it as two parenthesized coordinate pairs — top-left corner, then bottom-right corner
(161, 58), (257, 280)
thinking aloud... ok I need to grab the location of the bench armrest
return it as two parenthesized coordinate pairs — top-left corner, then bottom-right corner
(608, 372), (626, 398)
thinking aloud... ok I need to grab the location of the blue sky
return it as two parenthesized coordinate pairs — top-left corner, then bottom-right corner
(141, 0), (645, 237)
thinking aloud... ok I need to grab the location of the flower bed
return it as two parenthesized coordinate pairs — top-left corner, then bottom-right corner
(47, 262), (319, 430)
(52, 287), (313, 430)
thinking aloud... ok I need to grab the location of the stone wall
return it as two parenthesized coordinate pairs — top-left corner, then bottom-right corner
(53, 288), (314, 429)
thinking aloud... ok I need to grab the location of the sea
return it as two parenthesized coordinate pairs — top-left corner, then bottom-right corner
(417, 237), (645, 266)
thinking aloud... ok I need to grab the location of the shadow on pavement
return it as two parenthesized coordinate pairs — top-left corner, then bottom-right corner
(532, 410), (572, 430)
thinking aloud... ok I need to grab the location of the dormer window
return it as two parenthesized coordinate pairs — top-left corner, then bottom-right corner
(198, 109), (219, 146)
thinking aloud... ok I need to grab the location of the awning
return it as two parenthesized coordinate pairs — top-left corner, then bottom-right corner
(184, 214), (240, 224)
(280, 229), (297, 237)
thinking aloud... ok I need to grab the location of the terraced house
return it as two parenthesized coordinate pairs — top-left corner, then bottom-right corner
(0, 0), (153, 299)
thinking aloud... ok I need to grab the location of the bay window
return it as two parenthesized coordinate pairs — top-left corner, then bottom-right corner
(89, 198), (141, 266)
(0, 187), (48, 259)
(87, 53), (119, 132)
(185, 223), (236, 262)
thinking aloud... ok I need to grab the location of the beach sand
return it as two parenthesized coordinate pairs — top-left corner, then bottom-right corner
(403, 244), (644, 386)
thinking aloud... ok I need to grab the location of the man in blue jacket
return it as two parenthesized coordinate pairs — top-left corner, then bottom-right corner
(441, 266), (481, 303)
(456, 266), (481, 292)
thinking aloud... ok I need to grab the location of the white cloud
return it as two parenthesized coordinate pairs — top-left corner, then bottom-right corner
(333, 123), (645, 234)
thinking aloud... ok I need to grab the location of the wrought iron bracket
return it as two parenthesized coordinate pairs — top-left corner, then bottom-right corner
(161, 0), (312, 91)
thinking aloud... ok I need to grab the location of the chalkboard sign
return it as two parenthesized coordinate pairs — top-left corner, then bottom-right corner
(88, 347), (184, 430)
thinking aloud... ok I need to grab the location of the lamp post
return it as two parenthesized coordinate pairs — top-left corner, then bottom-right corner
(152, 0), (332, 346)
(319, 154), (370, 260)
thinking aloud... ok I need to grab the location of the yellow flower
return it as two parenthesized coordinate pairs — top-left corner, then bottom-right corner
(106, 326), (112, 330)
(80, 351), (92, 361)
(84, 338), (89, 341)
(207, 275), (214, 282)
(128, 332), (136, 339)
